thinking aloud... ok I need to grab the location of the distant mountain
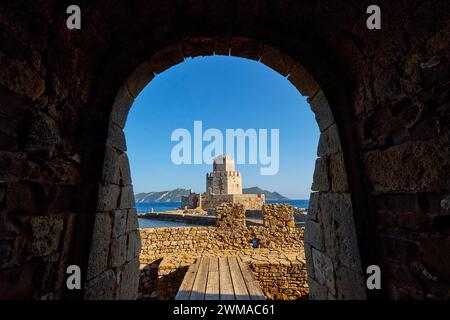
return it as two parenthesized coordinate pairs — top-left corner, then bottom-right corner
(243, 187), (290, 200)
(135, 187), (289, 202)
(135, 188), (189, 203)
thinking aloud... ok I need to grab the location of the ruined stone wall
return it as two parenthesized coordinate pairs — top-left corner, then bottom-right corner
(180, 192), (199, 209)
(0, 1), (449, 300)
(233, 194), (266, 211)
(215, 203), (246, 228)
(139, 223), (305, 300)
(139, 226), (303, 256)
(201, 194), (265, 211)
(263, 203), (296, 229)
(139, 204), (305, 300)
(251, 260), (308, 300)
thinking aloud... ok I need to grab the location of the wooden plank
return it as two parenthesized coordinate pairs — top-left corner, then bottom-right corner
(205, 257), (220, 300)
(228, 256), (250, 300)
(189, 256), (209, 300)
(209, 256), (219, 272)
(237, 258), (266, 300)
(219, 256), (235, 300)
(190, 257), (201, 273)
(175, 258), (201, 300)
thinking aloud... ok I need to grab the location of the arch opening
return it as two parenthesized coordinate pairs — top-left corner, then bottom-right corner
(86, 38), (367, 300)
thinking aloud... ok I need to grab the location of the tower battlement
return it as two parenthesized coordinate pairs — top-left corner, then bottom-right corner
(206, 155), (242, 195)
(183, 154), (265, 211)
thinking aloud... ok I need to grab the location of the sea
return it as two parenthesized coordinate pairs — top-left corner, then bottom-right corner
(137, 199), (309, 228)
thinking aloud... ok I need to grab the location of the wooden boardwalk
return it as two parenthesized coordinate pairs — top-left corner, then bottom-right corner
(175, 256), (266, 300)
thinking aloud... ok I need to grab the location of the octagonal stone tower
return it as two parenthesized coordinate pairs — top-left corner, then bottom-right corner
(206, 155), (242, 195)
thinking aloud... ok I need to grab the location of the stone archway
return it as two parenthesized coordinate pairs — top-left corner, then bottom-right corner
(85, 38), (366, 300)
(0, 1), (448, 300)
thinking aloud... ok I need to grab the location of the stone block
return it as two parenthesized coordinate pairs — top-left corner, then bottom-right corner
(117, 257), (140, 300)
(304, 242), (315, 279)
(307, 276), (328, 300)
(329, 153), (349, 192)
(312, 248), (335, 296)
(213, 36), (230, 56)
(24, 110), (61, 157)
(0, 240), (13, 265)
(319, 193), (362, 271)
(288, 63), (320, 97)
(126, 208), (139, 233)
(419, 55), (449, 89)
(84, 270), (116, 300)
(418, 236), (450, 280)
(52, 213), (76, 292)
(151, 43), (184, 74)
(409, 117), (441, 141)
(25, 215), (64, 258)
(317, 124), (342, 156)
(364, 134), (450, 193)
(86, 212), (112, 280)
(335, 266), (367, 300)
(311, 157), (330, 192)
(0, 57), (45, 100)
(307, 192), (319, 221)
(101, 146), (120, 184)
(96, 184), (120, 212)
(126, 230), (141, 262)
(107, 122), (127, 152)
(308, 90), (335, 131)
(112, 209), (127, 238)
(229, 37), (263, 60)
(0, 218), (20, 237)
(182, 36), (215, 58)
(110, 84), (134, 129)
(111, 234), (127, 268)
(7, 181), (44, 215)
(126, 60), (154, 98)
(119, 185), (135, 209)
(260, 45), (295, 76)
(118, 152), (132, 186)
(304, 220), (324, 251)
(441, 195), (450, 211)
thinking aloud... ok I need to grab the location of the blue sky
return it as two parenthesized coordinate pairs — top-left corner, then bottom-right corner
(124, 56), (319, 199)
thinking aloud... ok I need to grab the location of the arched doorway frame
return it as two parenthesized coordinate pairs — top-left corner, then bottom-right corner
(85, 36), (369, 300)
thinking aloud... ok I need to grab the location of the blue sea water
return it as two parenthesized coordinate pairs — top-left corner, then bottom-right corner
(135, 199), (309, 213)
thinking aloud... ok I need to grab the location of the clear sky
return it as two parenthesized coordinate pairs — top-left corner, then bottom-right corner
(124, 56), (319, 199)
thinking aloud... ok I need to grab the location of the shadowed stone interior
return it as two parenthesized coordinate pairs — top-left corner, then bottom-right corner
(0, 1), (449, 300)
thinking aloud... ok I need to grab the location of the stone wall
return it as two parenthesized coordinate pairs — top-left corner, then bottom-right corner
(180, 191), (199, 209)
(201, 194), (265, 211)
(250, 258), (308, 300)
(216, 203), (246, 228)
(139, 225), (306, 300)
(0, 1), (448, 300)
(139, 225), (303, 255)
(139, 203), (305, 300)
(263, 203), (296, 229)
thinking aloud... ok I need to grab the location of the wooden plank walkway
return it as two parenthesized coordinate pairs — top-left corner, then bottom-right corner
(175, 256), (266, 300)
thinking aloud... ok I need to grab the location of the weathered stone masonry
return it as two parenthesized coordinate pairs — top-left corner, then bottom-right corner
(182, 154), (266, 211)
(0, 1), (449, 299)
(139, 204), (308, 300)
